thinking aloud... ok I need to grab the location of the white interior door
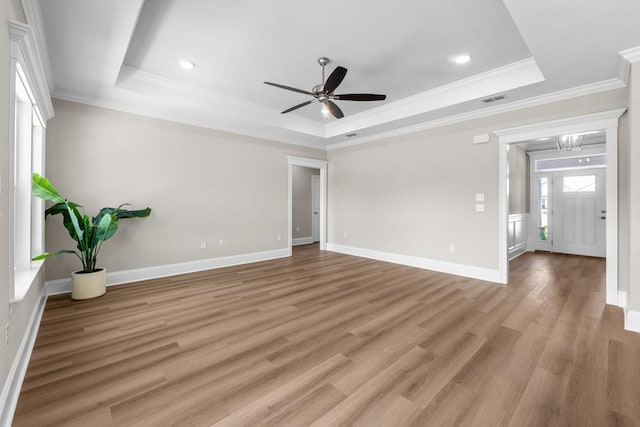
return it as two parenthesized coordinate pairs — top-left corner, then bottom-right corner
(312, 175), (320, 242)
(552, 169), (606, 257)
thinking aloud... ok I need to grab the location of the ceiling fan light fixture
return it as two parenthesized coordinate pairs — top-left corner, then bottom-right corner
(179, 60), (195, 69)
(453, 54), (471, 64)
(321, 103), (330, 120)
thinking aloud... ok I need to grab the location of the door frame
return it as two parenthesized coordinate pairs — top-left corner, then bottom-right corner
(311, 174), (320, 242)
(494, 108), (626, 306)
(528, 145), (606, 253)
(287, 156), (328, 254)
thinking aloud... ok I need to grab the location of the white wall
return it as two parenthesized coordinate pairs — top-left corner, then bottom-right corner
(44, 100), (326, 280)
(292, 166), (318, 239)
(327, 89), (627, 274)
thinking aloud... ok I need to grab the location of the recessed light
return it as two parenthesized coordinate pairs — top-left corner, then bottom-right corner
(453, 54), (471, 64)
(179, 60), (195, 69)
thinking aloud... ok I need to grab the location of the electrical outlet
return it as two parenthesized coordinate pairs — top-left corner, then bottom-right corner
(295, 226), (300, 232)
(200, 241), (207, 249)
(4, 323), (9, 348)
(343, 232), (348, 240)
(277, 234), (282, 241)
(218, 239), (224, 247)
(449, 244), (455, 253)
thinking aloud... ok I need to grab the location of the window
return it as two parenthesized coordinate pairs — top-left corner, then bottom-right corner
(535, 154), (606, 172)
(9, 22), (53, 302)
(538, 177), (548, 241)
(562, 175), (596, 193)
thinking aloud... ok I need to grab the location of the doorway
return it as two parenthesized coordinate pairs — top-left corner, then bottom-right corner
(287, 156), (328, 255)
(529, 146), (607, 257)
(291, 165), (320, 246)
(495, 108), (625, 306)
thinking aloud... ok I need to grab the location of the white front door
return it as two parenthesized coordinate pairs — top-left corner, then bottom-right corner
(312, 175), (320, 242)
(552, 169), (606, 257)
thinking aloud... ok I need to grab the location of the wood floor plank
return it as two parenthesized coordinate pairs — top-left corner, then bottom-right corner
(12, 246), (640, 426)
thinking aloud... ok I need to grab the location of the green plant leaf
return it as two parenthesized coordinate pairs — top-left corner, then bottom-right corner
(95, 206), (151, 221)
(96, 212), (119, 242)
(32, 173), (65, 204)
(32, 249), (77, 261)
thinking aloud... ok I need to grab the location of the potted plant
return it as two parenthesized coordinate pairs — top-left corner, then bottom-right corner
(32, 173), (151, 300)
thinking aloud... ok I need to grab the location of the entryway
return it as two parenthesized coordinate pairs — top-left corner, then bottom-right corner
(530, 147), (606, 257)
(495, 109), (625, 306)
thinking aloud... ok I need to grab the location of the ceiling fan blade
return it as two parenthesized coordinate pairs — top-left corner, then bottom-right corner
(264, 81), (313, 96)
(323, 66), (347, 94)
(281, 99), (315, 114)
(333, 93), (386, 101)
(325, 100), (344, 119)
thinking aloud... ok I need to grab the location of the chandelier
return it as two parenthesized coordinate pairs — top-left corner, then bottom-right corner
(556, 134), (584, 152)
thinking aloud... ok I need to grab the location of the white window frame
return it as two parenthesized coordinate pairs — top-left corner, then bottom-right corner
(9, 21), (54, 302)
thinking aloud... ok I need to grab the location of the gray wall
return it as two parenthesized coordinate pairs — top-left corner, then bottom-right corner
(327, 89), (627, 271)
(508, 144), (528, 214)
(44, 100), (326, 280)
(292, 166), (318, 239)
(0, 0), (49, 410)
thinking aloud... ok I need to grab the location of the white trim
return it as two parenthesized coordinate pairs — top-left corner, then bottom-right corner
(626, 310), (640, 334)
(0, 287), (47, 427)
(494, 109), (627, 143)
(287, 157), (328, 255)
(326, 243), (502, 283)
(325, 57), (544, 138)
(292, 237), (314, 246)
(495, 109), (625, 304)
(619, 46), (640, 84)
(508, 214), (529, 261)
(50, 90), (328, 152)
(20, 0), (54, 89)
(8, 21), (54, 121)
(46, 248), (289, 295)
(618, 290), (627, 314)
(327, 79), (625, 151)
(620, 46), (640, 64)
(498, 142), (509, 284)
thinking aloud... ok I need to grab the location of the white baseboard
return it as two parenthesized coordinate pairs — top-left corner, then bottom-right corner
(326, 243), (501, 283)
(625, 309), (640, 334)
(618, 290), (628, 313)
(508, 242), (528, 261)
(46, 248), (290, 295)
(292, 237), (314, 246)
(0, 287), (47, 427)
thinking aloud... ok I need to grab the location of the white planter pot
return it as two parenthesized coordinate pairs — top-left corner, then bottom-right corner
(72, 269), (106, 300)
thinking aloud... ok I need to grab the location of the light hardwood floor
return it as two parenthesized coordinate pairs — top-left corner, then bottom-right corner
(14, 245), (640, 426)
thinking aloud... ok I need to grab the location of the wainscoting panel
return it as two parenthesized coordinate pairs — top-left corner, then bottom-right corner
(508, 214), (529, 260)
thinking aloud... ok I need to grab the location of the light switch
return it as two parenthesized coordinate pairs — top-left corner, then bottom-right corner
(475, 193), (485, 202)
(475, 204), (485, 212)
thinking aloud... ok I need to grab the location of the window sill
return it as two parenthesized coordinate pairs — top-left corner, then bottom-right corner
(13, 260), (45, 303)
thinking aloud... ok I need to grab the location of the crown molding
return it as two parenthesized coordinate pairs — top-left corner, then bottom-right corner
(117, 65), (325, 138)
(327, 78), (625, 151)
(618, 46), (640, 84)
(493, 108), (627, 143)
(325, 57), (545, 138)
(20, 0), (54, 90)
(9, 21), (54, 121)
(51, 89), (328, 152)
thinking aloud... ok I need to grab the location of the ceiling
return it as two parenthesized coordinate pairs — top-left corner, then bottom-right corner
(26, 0), (640, 150)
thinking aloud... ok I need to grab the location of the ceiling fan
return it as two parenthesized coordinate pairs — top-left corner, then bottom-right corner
(264, 57), (386, 119)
